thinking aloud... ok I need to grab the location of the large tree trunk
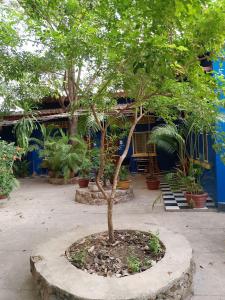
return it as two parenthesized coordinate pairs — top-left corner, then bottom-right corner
(69, 115), (78, 137)
(67, 66), (77, 137)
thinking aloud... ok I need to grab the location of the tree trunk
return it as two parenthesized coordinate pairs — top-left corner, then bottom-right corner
(106, 113), (142, 243)
(91, 105), (144, 244)
(67, 66), (77, 137)
(107, 198), (114, 243)
(69, 115), (78, 137)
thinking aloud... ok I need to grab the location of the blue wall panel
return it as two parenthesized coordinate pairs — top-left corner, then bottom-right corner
(213, 60), (225, 210)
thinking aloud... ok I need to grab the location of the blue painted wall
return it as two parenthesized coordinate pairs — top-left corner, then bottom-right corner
(213, 60), (225, 210)
(201, 135), (217, 201)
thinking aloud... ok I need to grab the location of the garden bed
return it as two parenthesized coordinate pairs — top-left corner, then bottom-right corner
(66, 230), (165, 277)
(30, 223), (194, 300)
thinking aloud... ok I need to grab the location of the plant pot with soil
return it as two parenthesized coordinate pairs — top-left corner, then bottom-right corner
(184, 191), (192, 204)
(146, 173), (160, 190)
(117, 166), (131, 190)
(190, 192), (208, 208)
(185, 182), (208, 208)
(78, 158), (92, 188)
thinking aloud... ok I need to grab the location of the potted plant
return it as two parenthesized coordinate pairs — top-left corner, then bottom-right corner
(117, 166), (131, 189)
(78, 158), (92, 188)
(182, 164), (207, 208)
(185, 181), (208, 208)
(146, 172), (160, 190)
(146, 164), (160, 190)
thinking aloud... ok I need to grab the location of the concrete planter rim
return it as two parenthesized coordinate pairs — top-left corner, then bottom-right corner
(30, 223), (193, 300)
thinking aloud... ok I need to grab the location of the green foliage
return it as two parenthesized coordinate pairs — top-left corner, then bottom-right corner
(78, 157), (92, 179)
(127, 255), (141, 273)
(148, 233), (162, 255)
(187, 182), (204, 195)
(0, 140), (23, 195)
(89, 147), (100, 172)
(71, 250), (87, 268)
(103, 162), (115, 181)
(0, 172), (19, 197)
(33, 126), (87, 179)
(2, 0), (224, 130)
(13, 116), (38, 151)
(119, 166), (129, 181)
(13, 159), (30, 178)
(165, 163), (204, 194)
(77, 114), (105, 136)
(150, 124), (185, 156)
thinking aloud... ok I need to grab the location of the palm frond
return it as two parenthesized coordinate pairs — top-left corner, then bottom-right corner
(149, 124), (185, 154)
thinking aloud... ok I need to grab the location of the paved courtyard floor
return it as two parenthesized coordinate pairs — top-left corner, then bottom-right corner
(0, 175), (224, 300)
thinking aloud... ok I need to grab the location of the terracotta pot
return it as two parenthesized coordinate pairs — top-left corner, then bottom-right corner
(117, 180), (130, 190)
(190, 193), (208, 208)
(78, 178), (89, 188)
(184, 192), (192, 204)
(0, 194), (7, 200)
(146, 178), (160, 190)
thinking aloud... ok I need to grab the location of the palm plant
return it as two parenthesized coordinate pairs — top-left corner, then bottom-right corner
(31, 125), (88, 179)
(149, 124), (187, 174)
(77, 113), (105, 136)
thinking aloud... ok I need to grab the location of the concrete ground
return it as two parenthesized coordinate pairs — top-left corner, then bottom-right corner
(0, 175), (224, 300)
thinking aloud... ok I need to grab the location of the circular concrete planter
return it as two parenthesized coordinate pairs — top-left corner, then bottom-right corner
(48, 177), (78, 185)
(30, 223), (194, 300)
(75, 186), (134, 205)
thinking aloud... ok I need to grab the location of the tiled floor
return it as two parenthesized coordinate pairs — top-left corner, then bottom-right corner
(160, 180), (215, 211)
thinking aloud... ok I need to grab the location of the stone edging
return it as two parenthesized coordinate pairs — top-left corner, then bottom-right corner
(75, 187), (134, 205)
(30, 223), (194, 300)
(48, 177), (78, 185)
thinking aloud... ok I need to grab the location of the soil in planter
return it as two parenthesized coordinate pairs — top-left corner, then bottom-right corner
(66, 230), (165, 277)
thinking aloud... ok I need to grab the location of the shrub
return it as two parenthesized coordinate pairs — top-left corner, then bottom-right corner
(127, 255), (141, 273)
(148, 233), (162, 255)
(0, 140), (23, 196)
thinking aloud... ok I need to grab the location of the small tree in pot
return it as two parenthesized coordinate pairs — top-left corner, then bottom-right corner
(184, 165), (208, 208)
(78, 158), (92, 188)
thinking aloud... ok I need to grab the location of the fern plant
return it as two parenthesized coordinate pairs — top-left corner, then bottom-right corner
(31, 125), (88, 179)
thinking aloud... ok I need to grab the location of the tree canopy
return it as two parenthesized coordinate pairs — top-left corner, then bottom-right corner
(0, 0), (225, 132)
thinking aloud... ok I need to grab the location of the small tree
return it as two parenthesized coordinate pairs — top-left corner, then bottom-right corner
(2, 0), (225, 243)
